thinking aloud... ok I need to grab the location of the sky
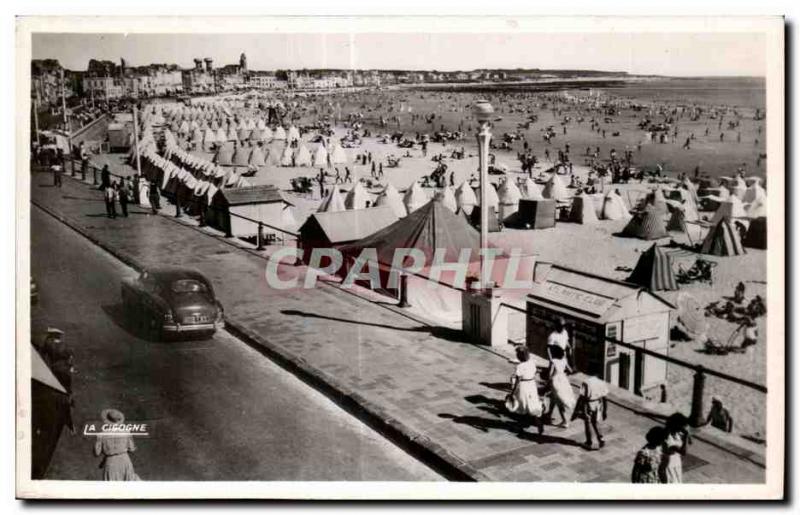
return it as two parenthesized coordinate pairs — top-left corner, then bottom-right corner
(31, 32), (767, 77)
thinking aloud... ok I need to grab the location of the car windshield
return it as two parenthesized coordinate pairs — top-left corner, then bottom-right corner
(171, 279), (208, 294)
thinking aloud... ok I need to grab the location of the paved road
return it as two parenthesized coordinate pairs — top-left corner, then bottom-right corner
(30, 206), (441, 481)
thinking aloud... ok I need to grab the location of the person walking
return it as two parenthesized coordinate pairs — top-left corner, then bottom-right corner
(571, 375), (609, 450)
(631, 426), (666, 483)
(148, 180), (161, 214)
(546, 317), (571, 365)
(52, 160), (63, 188)
(505, 346), (546, 435)
(660, 413), (691, 483)
(99, 164), (111, 191)
(94, 409), (140, 481)
(117, 181), (129, 218)
(104, 183), (117, 219)
(545, 355), (576, 428)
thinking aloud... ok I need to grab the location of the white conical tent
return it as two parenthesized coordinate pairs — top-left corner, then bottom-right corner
(248, 146), (267, 167)
(455, 181), (478, 215)
(498, 178), (522, 206)
(542, 173), (569, 202)
(215, 127), (227, 142)
(330, 144), (348, 165)
(568, 193), (599, 224)
(474, 184), (500, 209)
(178, 120), (189, 134)
(743, 182), (767, 204)
(436, 186), (458, 213)
(711, 196), (747, 224)
(728, 176), (747, 200)
(601, 190), (631, 220)
(203, 128), (217, 146)
(287, 125), (301, 143)
(520, 178), (544, 200)
(280, 145), (294, 167)
(281, 206), (299, 233)
(226, 126), (238, 141)
(294, 145), (312, 167)
(345, 182), (370, 210)
(313, 144), (328, 168)
(374, 183), (407, 218)
(317, 187), (346, 212)
(256, 119), (267, 130)
(403, 182), (430, 214)
(273, 126), (287, 140)
(746, 194), (768, 218)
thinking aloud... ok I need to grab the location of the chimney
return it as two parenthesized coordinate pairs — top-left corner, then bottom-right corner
(205, 58), (213, 73)
(194, 58), (202, 72)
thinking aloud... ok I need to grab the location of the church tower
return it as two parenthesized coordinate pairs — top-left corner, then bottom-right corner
(239, 53), (247, 73)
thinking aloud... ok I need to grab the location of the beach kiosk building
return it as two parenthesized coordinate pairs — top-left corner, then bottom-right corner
(205, 184), (291, 240)
(526, 263), (675, 395)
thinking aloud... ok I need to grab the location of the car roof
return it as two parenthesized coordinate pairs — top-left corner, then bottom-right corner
(146, 267), (209, 284)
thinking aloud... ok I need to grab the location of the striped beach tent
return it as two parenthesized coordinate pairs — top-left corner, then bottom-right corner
(701, 218), (746, 256)
(620, 205), (668, 240)
(627, 244), (678, 291)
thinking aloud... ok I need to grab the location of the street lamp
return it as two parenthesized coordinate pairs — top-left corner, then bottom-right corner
(472, 99), (493, 289)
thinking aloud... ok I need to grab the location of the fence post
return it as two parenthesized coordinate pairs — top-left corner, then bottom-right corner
(92, 166), (98, 186)
(256, 222), (264, 251)
(690, 365), (706, 427)
(398, 273), (410, 308)
(81, 159), (87, 181)
(224, 219), (233, 238)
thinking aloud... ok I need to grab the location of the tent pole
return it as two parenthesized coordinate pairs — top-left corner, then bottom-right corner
(132, 105), (142, 178)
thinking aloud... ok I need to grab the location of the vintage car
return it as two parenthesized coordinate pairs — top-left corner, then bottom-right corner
(121, 267), (224, 340)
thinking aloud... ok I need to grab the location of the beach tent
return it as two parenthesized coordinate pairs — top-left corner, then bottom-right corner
(31, 344), (70, 479)
(214, 146), (235, 166)
(728, 176), (747, 200)
(330, 144), (348, 165)
(313, 144), (328, 168)
(215, 127), (227, 142)
(273, 126), (287, 140)
(601, 190), (631, 220)
(403, 182), (430, 214)
(620, 206), (669, 240)
(203, 128), (217, 148)
(743, 182), (767, 204)
(710, 196), (747, 225)
(237, 129), (252, 141)
(746, 195), (768, 219)
(345, 182), (370, 210)
(474, 184), (500, 210)
(645, 188), (669, 215)
(294, 145), (312, 167)
(666, 188), (700, 221)
(542, 173), (569, 202)
(232, 145), (252, 167)
(498, 179), (523, 220)
(248, 146), (267, 167)
(681, 178), (700, 204)
(701, 218), (746, 256)
(341, 199), (482, 266)
(226, 126), (238, 142)
(287, 125), (301, 143)
(317, 187), (346, 213)
(280, 145), (294, 167)
(742, 216), (767, 249)
(627, 244), (678, 291)
(374, 183), (408, 218)
(455, 181), (478, 215)
(436, 186), (459, 213)
(567, 193), (598, 224)
(666, 207), (688, 232)
(520, 178), (544, 200)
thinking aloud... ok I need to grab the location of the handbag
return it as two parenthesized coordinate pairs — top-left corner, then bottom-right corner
(504, 376), (521, 414)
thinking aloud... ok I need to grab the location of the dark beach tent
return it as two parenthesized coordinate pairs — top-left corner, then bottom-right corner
(343, 199), (483, 265)
(627, 244), (678, 291)
(31, 344), (70, 479)
(742, 216), (767, 249)
(701, 217), (746, 256)
(567, 194), (598, 224)
(621, 206), (669, 240)
(666, 208), (687, 232)
(516, 198), (556, 229)
(469, 204), (502, 232)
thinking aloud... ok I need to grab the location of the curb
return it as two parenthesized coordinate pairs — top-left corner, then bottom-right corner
(30, 193), (486, 482)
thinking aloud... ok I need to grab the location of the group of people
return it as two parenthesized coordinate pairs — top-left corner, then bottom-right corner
(504, 318), (609, 451)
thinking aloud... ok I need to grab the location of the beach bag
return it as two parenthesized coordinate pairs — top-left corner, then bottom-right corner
(504, 375), (521, 413)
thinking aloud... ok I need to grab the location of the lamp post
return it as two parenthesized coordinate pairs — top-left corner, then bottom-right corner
(472, 100), (494, 289)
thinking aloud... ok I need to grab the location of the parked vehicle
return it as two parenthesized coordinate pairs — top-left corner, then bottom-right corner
(121, 267), (224, 340)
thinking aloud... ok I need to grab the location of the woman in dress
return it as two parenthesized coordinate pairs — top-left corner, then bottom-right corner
(631, 426), (666, 483)
(546, 355), (576, 428)
(505, 346), (545, 435)
(94, 409), (140, 481)
(660, 412), (691, 483)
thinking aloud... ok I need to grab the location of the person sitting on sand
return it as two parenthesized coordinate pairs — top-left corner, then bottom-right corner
(703, 397), (734, 433)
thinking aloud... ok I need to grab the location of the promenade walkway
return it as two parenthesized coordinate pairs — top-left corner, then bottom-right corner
(29, 169), (766, 483)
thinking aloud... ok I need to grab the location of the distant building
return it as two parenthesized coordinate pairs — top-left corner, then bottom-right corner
(182, 57), (216, 94)
(31, 59), (71, 105)
(249, 72), (287, 90)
